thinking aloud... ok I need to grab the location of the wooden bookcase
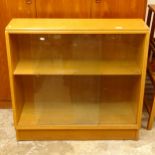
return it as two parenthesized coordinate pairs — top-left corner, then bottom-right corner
(5, 19), (149, 140)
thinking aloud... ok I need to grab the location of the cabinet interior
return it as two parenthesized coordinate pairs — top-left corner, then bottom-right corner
(14, 75), (140, 128)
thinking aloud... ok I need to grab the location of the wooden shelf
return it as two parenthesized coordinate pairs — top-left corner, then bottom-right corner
(17, 101), (136, 129)
(14, 59), (141, 75)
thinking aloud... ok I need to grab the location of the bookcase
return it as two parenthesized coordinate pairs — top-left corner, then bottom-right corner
(5, 19), (149, 140)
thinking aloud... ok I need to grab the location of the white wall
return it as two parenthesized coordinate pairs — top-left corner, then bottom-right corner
(148, 0), (155, 3)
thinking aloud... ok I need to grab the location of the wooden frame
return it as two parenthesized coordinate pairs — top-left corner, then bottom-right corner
(5, 19), (149, 140)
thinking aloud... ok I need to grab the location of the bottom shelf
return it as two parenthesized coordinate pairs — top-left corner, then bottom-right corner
(17, 101), (136, 129)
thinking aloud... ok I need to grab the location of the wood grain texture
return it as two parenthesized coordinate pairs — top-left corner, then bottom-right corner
(0, 101), (11, 108)
(0, 0), (36, 107)
(0, 0), (11, 102)
(5, 0), (36, 18)
(91, 0), (147, 19)
(36, 0), (91, 18)
(36, 0), (146, 19)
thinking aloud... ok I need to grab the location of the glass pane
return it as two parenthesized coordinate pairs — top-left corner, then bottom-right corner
(10, 34), (145, 75)
(16, 76), (139, 127)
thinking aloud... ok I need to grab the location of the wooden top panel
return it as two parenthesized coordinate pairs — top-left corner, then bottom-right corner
(6, 19), (149, 34)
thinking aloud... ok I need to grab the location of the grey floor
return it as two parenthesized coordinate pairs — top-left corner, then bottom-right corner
(0, 109), (155, 155)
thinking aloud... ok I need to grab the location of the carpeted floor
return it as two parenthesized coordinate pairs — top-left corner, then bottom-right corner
(0, 109), (155, 155)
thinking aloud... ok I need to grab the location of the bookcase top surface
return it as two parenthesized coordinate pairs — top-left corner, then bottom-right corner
(6, 19), (149, 34)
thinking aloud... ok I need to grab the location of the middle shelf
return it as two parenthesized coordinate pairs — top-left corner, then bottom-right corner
(14, 59), (141, 75)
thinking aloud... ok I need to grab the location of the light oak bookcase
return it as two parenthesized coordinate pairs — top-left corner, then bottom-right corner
(5, 19), (149, 140)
